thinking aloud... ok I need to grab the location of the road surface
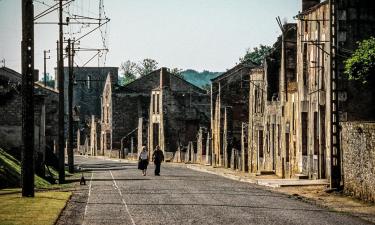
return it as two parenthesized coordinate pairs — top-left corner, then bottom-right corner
(56, 156), (372, 225)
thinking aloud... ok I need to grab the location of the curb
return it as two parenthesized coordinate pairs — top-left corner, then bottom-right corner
(186, 165), (257, 184)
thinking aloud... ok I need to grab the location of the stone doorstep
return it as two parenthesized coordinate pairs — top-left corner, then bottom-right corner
(257, 170), (276, 176)
(186, 164), (329, 188)
(256, 179), (329, 188)
(293, 173), (309, 180)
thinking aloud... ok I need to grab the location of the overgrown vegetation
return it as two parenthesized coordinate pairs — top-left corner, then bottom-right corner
(345, 37), (375, 85)
(0, 148), (50, 189)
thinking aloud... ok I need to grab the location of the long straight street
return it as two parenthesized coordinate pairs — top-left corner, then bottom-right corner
(56, 156), (371, 225)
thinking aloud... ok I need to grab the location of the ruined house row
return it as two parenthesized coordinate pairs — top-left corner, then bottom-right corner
(0, 67), (59, 175)
(207, 0), (375, 182)
(80, 0), (375, 183)
(80, 68), (211, 159)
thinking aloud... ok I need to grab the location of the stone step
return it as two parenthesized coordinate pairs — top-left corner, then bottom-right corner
(294, 173), (309, 179)
(256, 170), (275, 176)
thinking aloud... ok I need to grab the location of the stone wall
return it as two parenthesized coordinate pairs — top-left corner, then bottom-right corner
(341, 122), (375, 202)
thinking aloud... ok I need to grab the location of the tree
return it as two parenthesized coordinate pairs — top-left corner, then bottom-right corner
(136, 58), (158, 77)
(168, 67), (184, 79)
(345, 37), (375, 85)
(120, 60), (137, 85)
(240, 45), (272, 65)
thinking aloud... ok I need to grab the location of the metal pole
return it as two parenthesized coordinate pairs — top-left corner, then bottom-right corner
(68, 39), (74, 173)
(58, 0), (65, 183)
(21, 0), (35, 197)
(329, 0), (341, 189)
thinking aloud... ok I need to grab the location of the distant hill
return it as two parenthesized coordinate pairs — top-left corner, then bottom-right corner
(181, 69), (222, 88)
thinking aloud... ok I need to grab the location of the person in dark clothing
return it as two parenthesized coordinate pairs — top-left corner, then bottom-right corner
(152, 146), (164, 176)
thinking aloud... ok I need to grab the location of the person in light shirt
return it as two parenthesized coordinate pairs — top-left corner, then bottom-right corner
(138, 146), (149, 176)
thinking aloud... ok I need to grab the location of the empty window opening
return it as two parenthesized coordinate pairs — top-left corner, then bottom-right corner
(302, 112), (308, 156)
(259, 130), (264, 158)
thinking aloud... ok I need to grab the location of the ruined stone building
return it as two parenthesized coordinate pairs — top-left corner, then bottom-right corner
(100, 67), (210, 158)
(248, 23), (298, 178)
(211, 61), (255, 169)
(99, 74), (112, 155)
(61, 66), (118, 155)
(0, 67), (59, 174)
(247, 0), (375, 182)
(62, 66), (118, 129)
(295, 1), (331, 180)
(295, 0), (375, 180)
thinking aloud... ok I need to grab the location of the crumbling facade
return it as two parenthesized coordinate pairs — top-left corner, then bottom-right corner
(63, 66), (118, 129)
(246, 0), (375, 183)
(211, 61), (255, 169)
(103, 68), (210, 158)
(100, 75), (112, 154)
(0, 67), (59, 174)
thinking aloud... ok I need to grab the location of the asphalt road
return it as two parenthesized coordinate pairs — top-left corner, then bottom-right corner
(57, 156), (372, 225)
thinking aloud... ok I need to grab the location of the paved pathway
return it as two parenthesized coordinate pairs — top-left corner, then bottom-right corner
(56, 156), (372, 225)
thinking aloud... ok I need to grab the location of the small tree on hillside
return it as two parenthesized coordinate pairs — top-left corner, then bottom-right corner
(345, 37), (375, 85)
(240, 45), (272, 65)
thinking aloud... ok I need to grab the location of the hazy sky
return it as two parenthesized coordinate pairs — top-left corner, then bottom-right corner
(0, 0), (301, 76)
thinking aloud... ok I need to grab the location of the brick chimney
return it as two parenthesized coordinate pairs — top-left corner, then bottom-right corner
(302, 0), (320, 11)
(159, 67), (169, 88)
(33, 69), (39, 82)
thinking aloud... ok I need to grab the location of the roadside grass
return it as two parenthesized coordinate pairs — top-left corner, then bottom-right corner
(0, 189), (71, 225)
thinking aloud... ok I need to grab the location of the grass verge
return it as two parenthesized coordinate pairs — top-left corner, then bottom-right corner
(0, 189), (71, 225)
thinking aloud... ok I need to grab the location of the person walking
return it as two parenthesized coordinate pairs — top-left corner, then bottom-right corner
(152, 145), (164, 176)
(138, 146), (149, 176)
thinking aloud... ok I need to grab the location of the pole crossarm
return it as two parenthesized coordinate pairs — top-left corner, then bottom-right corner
(34, 0), (74, 21)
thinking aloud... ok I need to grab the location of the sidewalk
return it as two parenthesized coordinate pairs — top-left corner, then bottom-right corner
(184, 163), (328, 187)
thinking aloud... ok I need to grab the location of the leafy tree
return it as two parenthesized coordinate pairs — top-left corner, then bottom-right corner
(120, 60), (137, 85)
(168, 67), (184, 79)
(345, 37), (375, 85)
(136, 58), (158, 77)
(240, 45), (272, 65)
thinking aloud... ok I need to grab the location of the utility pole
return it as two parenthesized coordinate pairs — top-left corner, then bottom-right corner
(329, 0), (341, 189)
(58, 0), (65, 183)
(43, 50), (50, 87)
(67, 38), (74, 173)
(21, 0), (35, 197)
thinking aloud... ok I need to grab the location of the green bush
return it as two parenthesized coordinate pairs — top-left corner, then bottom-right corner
(345, 37), (375, 85)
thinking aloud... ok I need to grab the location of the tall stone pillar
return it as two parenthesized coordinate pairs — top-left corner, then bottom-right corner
(90, 115), (97, 156)
(77, 128), (80, 154)
(197, 128), (203, 164)
(206, 132), (212, 165)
